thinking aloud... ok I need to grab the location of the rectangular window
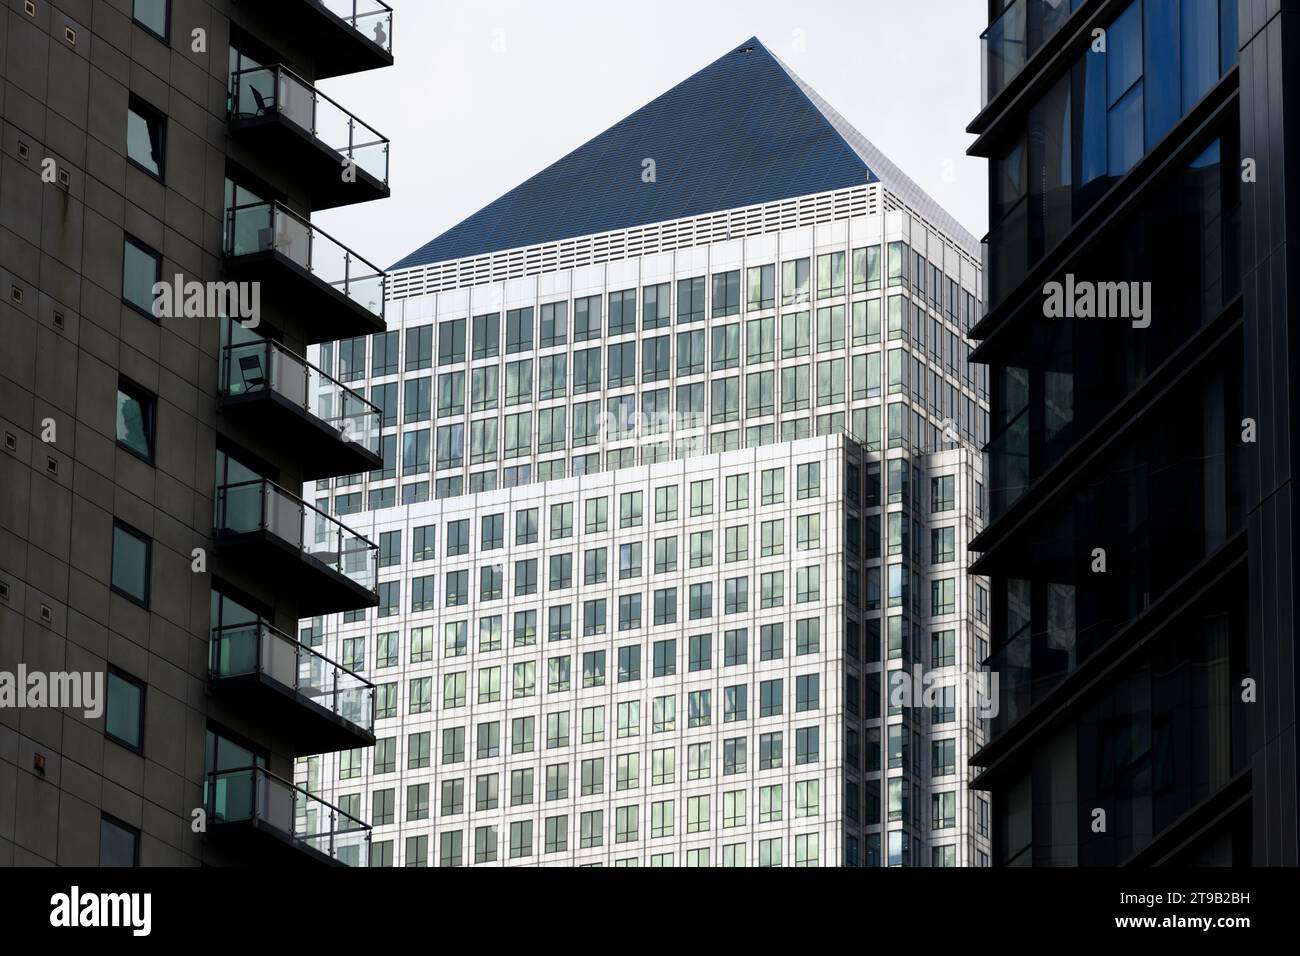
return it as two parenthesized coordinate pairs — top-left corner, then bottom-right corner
(471, 313), (499, 359)
(782, 258), (810, 305)
(505, 359), (532, 406)
(782, 311), (810, 358)
(127, 96), (166, 179)
(122, 236), (162, 317)
(505, 307), (534, 354)
(711, 270), (740, 317)
(470, 366), (498, 411)
(747, 315), (775, 363)
(677, 277), (705, 324)
(100, 814), (140, 866)
(132, 0), (170, 40)
(105, 669), (145, 752)
(574, 295), (602, 341)
(747, 264), (775, 310)
(677, 329), (705, 376)
(115, 379), (156, 462)
(816, 251), (845, 298)
(607, 341), (636, 388)
(711, 323), (741, 370)
(539, 301), (568, 347)
(438, 319), (466, 366)
(111, 521), (151, 606)
(642, 334), (670, 383)
(405, 325), (433, 370)
(608, 289), (637, 335)
(643, 283), (671, 330)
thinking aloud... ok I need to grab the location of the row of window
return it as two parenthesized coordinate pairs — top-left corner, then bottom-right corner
(330, 722), (968, 796)
(363, 247), (971, 369)
(369, 670), (823, 723)
(343, 294), (975, 384)
(370, 827), (823, 867)
(350, 351), (973, 447)
(341, 726), (818, 781)
(335, 619), (971, 681)
(338, 402), (972, 498)
(358, 564), (829, 624)
(343, 620), (825, 673)
(365, 770), (825, 829)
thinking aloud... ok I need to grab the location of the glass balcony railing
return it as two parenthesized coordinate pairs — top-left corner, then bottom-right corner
(317, 0), (393, 55)
(220, 330), (381, 457)
(224, 201), (386, 318)
(981, 0), (1075, 107)
(983, 0), (1027, 107)
(214, 478), (378, 594)
(207, 766), (370, 865)
(229, 64), (389, 185)
(210, 621), (375, 734)
(981, 194), (1028, 312)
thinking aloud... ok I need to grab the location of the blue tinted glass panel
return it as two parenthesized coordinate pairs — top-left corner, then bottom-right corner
(1220, 0), (1238, 72)
(1107, 80), (1144, 177)
(1107, 2), (1143, 107)
(1078, 51), (1109, 187)
(1181, 0), (1219, 111)
(1144, 0), (1181, 147)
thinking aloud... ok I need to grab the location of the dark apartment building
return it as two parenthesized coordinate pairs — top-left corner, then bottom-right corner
(0, 0), (393, 865)
(970, 0), (1297, 865)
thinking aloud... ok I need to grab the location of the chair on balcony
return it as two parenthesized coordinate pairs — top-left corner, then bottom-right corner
(239, 355), (268, 393)
(250, 86), (272, 117)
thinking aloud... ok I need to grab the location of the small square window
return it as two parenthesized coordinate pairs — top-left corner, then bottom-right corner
(127, 97), (166, 180)
(122, 237), (161, 319)
(105, 669), (145, 753)
(111, 521), (151, 606)
(116, 379), (156, 463)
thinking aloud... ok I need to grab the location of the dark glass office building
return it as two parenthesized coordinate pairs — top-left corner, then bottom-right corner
(970, 0), (1295, 864)
(0, 0), (393, 865)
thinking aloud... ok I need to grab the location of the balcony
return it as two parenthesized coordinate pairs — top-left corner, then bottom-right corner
(223, 201), (387, 344)
(220, 329), (382, 480)
(206, 767), (370, 866)
(214, 478), (378, 615)
(981, 194), (1028, 312)
(981, 0), (1075, 108)
(210, 621), (375, 754)
(229, 65), (389, 209)
(241, 1), (394, 80)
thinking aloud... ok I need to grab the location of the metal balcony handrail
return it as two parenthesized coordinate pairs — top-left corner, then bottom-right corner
(314, 0), (394, 54)
(223, 200), (388, 317)
(219, 330), (381, 453)
(209, 619), (376, 732)
(206, 765), (371, 864)
(228, 63), (390, 181)
(223, 201), (388, 279)
(215, 476), (377, 548)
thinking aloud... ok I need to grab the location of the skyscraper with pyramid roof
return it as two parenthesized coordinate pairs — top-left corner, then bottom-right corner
(301, 37), (992, 868)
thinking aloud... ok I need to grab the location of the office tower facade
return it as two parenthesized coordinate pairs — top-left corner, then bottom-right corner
(971, 0), (1295, 864)
(0, 0), (394, 866)
(301, 38), (995, 866)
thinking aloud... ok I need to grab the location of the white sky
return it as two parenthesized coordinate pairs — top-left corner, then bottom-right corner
(317, 0), (989, 271)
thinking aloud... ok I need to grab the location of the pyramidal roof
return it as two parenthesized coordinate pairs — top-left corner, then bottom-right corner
(393, 37), (976, 271)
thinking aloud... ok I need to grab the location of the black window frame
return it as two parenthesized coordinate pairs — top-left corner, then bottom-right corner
(121, 235), (163, 321)
(110, 519), (152, 608)
(126, 94), (167, 181)
(105, 666), (147, 755)
(132, 0), (171, 43)
(115, 376), (157, 464)
(100, 813), (141, 866)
